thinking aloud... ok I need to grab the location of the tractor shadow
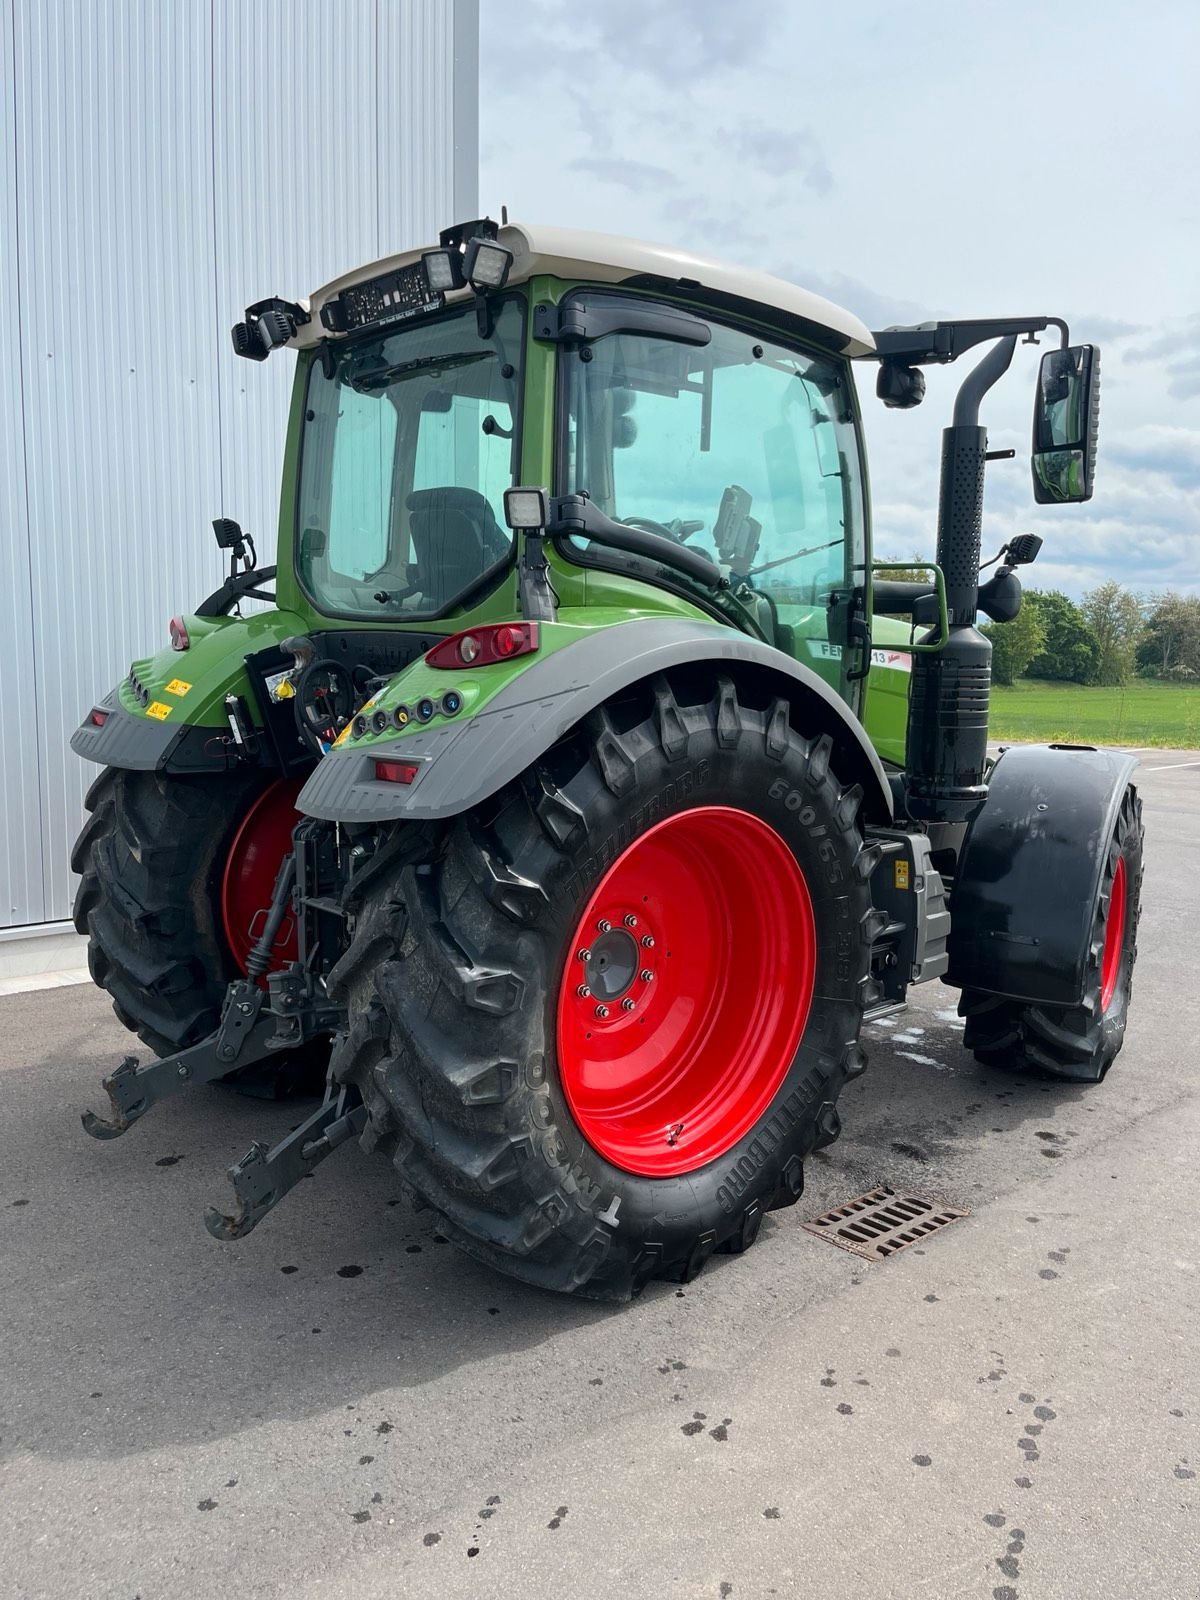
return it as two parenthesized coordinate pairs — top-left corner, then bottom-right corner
(0, 981), (1094, 1467)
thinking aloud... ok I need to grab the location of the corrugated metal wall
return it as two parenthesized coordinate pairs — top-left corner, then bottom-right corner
(1, 0), (478, 929)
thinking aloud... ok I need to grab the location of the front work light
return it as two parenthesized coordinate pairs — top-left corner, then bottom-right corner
(463, 236), (513, 292)
(503, 486), (549, 530)
(422, 249), (459, 292)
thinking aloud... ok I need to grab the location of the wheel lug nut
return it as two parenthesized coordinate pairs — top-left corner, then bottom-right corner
(577, 948), (591, 963)
(621, 997), (636, 1012)
(641, 934), (655, 949)
(594, 1004), (610, 1019)
(623, 914), (638, 928)
(640, 968), (654, 983)
(576, 984), (591, 999)
(597, 919), (612, 933)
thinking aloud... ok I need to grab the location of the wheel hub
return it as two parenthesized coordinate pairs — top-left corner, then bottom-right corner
(584, 926), (642, 1003)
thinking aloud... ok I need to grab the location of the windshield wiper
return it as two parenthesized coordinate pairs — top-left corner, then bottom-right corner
(347, 349), (493, 394)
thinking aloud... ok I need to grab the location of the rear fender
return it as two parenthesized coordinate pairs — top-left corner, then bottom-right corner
(298, 617), (894, 825)
(70, 607), (308, 774)
(945, 743), (1138, 1005)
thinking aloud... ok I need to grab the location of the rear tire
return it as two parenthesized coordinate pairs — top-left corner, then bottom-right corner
(72, 767), (326, 1093)
(960, 783), (1143, 1082)
(330, 675), (879, 1299)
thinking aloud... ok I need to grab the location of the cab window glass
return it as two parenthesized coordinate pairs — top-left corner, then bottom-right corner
(297, 298), (522, 619)
(563, 303), (865, 638)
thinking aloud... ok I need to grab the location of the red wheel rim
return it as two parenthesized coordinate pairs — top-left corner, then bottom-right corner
(1100, 854), (1128, 1014)
(220, 775), (304, 982)
(556, 806), (816, 1177)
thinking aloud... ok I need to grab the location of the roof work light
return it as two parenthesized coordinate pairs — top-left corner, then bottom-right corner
(464, 236), (513, 292)
(421, 249), (460, 292)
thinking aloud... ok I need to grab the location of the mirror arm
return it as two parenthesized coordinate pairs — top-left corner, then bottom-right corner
(870, 315), (1068, 366)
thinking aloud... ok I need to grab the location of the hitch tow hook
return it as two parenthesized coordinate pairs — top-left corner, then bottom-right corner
(203, 1086), (366, 1241)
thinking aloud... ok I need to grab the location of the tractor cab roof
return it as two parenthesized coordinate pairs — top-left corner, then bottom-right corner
(293, 221), (876, 359)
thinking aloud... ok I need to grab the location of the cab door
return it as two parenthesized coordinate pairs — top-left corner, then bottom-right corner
(557, 293), (870, 710)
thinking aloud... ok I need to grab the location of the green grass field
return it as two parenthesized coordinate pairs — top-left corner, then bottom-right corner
(990, 680), (1200, 749)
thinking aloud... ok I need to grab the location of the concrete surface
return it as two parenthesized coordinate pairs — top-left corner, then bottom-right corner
(1, 753), (1196, 1600)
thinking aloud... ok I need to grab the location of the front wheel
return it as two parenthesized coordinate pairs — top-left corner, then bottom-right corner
(960, 783), (1143, 1082)
(330, 675), (878, 1299)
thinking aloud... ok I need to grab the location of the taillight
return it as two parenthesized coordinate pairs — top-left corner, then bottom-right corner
(169, 615), (190, 651)
(425, 622), (539, 670)
(89, 708), (109, 728)
(374, 758), (421, 785)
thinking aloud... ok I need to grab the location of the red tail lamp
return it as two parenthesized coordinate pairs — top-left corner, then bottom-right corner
(168, 615), (190, 650)
(89, 707), (110, 728)
(374, 758), (421, 785)
(425, 622), (539, 670)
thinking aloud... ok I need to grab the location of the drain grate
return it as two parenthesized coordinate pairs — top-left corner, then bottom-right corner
(801, 1185), (969, 1261)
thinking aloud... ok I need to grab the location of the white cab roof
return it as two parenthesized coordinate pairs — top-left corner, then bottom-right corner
(296, 221), (876, 357)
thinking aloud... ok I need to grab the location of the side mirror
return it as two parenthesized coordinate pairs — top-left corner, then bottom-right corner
(1031, 344), (1100, 504)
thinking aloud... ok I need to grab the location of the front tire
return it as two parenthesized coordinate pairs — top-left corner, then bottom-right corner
(960, 783), (1143, 1082)
(330, 675), (879, 1299)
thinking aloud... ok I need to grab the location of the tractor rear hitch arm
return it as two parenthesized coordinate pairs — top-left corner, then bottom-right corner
(204, 1084), (366, 1240)
(81, 980), (273, 1140)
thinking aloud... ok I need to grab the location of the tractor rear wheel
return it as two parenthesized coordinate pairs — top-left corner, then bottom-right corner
(329, 676), (878, 1299)
(72, 766), (309, 1064)
(959, 783), (1143, 1082)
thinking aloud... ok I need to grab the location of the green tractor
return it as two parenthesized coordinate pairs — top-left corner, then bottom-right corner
(73, 220), (1140, 1298)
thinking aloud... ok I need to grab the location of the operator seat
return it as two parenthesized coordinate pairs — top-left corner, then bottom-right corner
(406, 488), (511, 608)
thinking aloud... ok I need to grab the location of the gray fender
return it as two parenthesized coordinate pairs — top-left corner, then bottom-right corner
(297, 617), (894, 825)
(945, 743), (1139, 1006)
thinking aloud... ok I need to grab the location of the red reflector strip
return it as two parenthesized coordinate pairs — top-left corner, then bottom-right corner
(374, 758), (421, 785)
(425, 621), (539, 669)
(89, 708), (109, 728)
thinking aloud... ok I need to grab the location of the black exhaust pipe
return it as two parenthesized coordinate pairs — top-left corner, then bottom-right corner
(904, 335), (1017, 823)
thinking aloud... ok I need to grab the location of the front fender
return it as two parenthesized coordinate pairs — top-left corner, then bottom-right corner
(297, 617), (894, 825)
(945, 743), (1139, 1005)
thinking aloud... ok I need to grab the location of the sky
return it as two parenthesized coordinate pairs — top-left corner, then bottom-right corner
(479, 0), (1200, 598)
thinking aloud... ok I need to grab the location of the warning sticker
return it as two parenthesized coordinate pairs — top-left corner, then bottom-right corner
(145, 701), (172, 721)
(894, 860), (910, 890)
(165, 678), (192, 697)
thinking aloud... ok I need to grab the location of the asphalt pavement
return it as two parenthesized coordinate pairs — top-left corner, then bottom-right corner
(2, 751), (1197, 1600)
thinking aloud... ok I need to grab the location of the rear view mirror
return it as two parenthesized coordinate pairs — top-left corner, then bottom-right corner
(1031, 344), (1100, 504)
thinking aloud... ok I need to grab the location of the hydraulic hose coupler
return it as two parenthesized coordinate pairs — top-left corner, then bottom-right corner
(903, 624), (991, 823)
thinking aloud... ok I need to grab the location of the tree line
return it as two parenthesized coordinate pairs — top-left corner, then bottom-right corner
(983, 585), (1200, 687)
(880, 562), (1200, 688)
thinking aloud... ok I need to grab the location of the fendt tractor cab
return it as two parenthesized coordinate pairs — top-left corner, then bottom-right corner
(72, 220), (1140, 1298)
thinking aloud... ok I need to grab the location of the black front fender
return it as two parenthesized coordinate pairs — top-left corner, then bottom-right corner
(298, 618), (894, 825)
(945, 743), (1139, 1006)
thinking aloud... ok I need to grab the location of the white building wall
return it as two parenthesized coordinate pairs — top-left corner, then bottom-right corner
(1, 0), (478, 929)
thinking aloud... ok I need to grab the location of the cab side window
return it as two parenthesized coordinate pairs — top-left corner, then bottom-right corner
(563, 303), (866, 673)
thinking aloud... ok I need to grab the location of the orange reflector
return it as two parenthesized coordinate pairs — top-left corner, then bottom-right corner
(374, 758), (420, 785)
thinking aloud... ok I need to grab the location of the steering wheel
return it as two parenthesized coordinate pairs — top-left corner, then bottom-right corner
(292, 658), (358, 754)
(622, 515), (706, 545)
